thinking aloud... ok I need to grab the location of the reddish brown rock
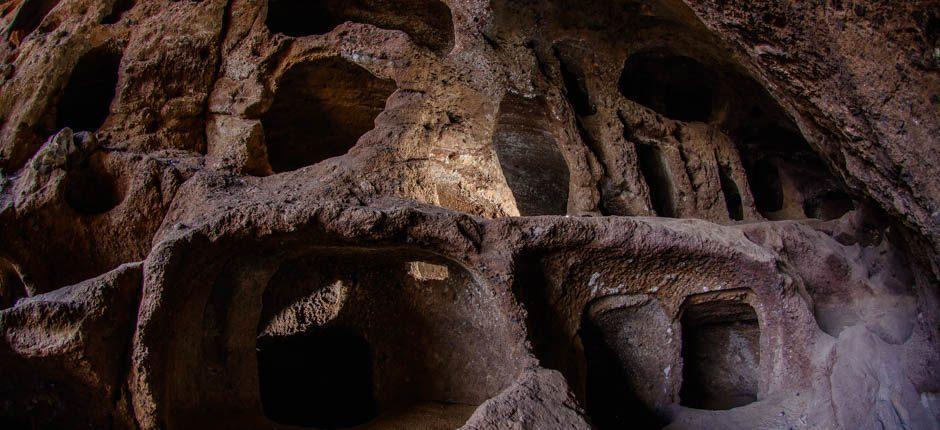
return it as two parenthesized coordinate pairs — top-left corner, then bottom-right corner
(0, 0), (937, 429)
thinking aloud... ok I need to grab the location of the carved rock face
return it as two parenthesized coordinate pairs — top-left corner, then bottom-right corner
(0, 0), (937, 429)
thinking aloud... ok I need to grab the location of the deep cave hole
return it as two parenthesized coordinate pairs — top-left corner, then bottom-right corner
(619, 53), (715, 122)
(63, 158), (125, 215)
(745, 157), (784, 217)
(718, 164), (744, 221)
(102, 0), (135, 24)
(265, 0), (454, 53)
(261, 57), (396, 173)
(55, 46), (122, 133)
(634, 142), (676, 217)
(580, 306), (666, 430)
(6, 0), (62, 41)
(680, 299), (760, 410)
(493, 93), (570, 216)
(0, 259), (27, 309)
(257, 327), (378, 428)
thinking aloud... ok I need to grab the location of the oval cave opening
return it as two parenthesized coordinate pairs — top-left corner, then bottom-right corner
(261, 57), (397, 173)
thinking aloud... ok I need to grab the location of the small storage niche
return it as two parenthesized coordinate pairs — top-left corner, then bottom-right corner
(55, 45), (122, 133)
(680, 298), (761, 410)
(261, 57), (397, 173)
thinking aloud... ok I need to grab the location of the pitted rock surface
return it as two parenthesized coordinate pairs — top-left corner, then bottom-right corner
(0, 1), (938, 429)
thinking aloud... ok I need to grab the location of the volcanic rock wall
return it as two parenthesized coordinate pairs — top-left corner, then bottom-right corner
(0, 0), (938, 429)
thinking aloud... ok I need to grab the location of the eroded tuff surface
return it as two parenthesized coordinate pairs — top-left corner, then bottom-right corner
(0, 0), (938, 429)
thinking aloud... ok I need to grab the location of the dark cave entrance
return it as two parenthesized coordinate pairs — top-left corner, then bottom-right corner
(261, 57), (396, 173)
(635, 142), (676, 217)
(102, 0), (135, 25)
(265, 0), (454, 53)
(257, 327), (378, 428)
(493, 93), (570, 216)
(680, 299), (760, 410)
(619, 53), (715, 123)
(55, 45), (122, 133)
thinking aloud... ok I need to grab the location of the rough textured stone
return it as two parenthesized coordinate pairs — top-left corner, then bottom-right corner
(0, 0), (937, 429)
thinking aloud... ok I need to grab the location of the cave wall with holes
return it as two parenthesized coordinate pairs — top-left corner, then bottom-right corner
(0, 0), (938, 429)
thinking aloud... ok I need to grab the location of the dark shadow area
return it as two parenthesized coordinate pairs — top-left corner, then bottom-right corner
(803, 191), (855, 221)
(581, 309), (665, 430)
(262, 57), (396, 173)
(680, 299), (760, 410)
(257, 327), (378, 428)
(745, 157), (783, 217)
(5, 0), (62, 40)
(493, 94), (570, 215)
(619, 53), (715, 122)
(718, 164), (744, 221)
(265, 0), (454, 53)
(0, 259), (26, 309)
(63, 158), (125, 215)
(56, 46), (122, 132)
(634, 142), (675, 217)
(102, 0), (135, 25)
(555, 45), (595, 116)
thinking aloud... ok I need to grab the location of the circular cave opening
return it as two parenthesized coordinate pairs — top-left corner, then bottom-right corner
(261, 57), (397, 173)
(679, 297), (761, 410)
(265, 0), (454, 53)
(63, 157), (126, 215)
(619, 53), (716, 123)
(253, 253), (519, 429)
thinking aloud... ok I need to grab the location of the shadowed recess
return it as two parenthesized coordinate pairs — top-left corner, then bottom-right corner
(63, 158), (126, 215)
(265, 0), (454, 53)
(635, 142), (676, 217)
(619, 53), (715, 123)
(493, 94), (570, 216)
(55, 46), (122, 133)
(261, 57), (396, 173)
(680, 299), (760, 410)
(5, 0), (62, 40)
(257, 327), (377, 428)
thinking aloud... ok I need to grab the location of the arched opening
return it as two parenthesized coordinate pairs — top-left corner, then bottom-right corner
(555, 45), (595, 116)
(262, 57), (396, 173)
(63, 156), (126, 215)
(257, 327), (377, 428)
(580, 297), (671, 430)
(680, 298), (760, 410)
(255, 252), (518, 428)
(265, 0), (454, 53)
(55, 46), (122, 133)
(619, 53), (715, 123)
(634, 142), (676, 217)
(746, 157), (784, 218)
(492, 94), (570, 216)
